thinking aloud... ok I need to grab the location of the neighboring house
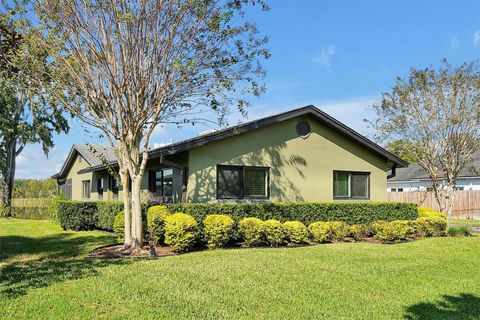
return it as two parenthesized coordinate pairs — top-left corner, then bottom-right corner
(387, 151), (480, 192)
(52, 106), (407, 203)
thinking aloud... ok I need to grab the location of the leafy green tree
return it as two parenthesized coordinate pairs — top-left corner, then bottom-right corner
(384, 140), (417, 164)
(36, 0), (269, 251)
(371, 60), (480, 223)
(0, 1), (69, 216)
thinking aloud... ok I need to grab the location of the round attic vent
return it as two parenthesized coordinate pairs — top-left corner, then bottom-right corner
(296, 120), (311, 138)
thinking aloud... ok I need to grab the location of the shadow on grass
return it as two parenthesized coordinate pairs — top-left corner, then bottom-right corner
(404, 293), (480, 319)
(0, 232), (128, 299)
(0, 233), (116, 261)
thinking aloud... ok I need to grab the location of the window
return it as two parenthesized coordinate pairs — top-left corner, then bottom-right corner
(111, 177), (119, 200)
(97, 178), (104, 200)
(333, 171), (369, 199)
(217, 165), (269, 199)
(148, 168), (173, 198)
(82, 180), (91, 199)
(397, 188), (404, 192)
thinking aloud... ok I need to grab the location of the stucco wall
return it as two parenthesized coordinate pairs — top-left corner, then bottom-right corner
(66, 153), (93, 200)
(186, 116), (389, 202)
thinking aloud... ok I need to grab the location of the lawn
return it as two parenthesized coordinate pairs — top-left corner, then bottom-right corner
(450, 218), (480, 228)
(1, 219), (480, 319)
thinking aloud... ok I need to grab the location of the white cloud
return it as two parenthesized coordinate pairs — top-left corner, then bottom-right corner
(15, 145), (70, 179)
(313, 45), (336, 68)
(473, 31), (480, 46)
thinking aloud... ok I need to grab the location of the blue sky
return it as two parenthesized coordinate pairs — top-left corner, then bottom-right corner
(17, 0), (480, 179)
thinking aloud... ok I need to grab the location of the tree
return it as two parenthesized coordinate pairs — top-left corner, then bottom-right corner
(36, 0), (269, 252)
(371, 60), (480, 224)
(0, 1), (69, 216)
(384, 140), (417, 164)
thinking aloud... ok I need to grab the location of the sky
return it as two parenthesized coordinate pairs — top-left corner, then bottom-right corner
(16, 0), (480, 179)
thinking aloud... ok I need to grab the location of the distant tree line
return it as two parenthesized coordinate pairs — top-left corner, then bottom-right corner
(8, 179), (57, 198)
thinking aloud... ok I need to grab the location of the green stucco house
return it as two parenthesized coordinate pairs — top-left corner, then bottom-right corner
(52, 106), (407, 203)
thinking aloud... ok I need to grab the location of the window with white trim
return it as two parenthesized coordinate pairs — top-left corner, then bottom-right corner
(82, 180), (91, 199)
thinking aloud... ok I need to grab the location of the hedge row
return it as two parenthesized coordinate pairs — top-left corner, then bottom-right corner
(58, 201), (418, 232)
(129, 206), (446, 252)
(58, 200), (126, 231)
(166, 202), (418, 226)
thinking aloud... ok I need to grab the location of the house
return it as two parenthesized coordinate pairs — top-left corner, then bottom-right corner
(387, 151), (480, 192)
(52, 106), (407, 203)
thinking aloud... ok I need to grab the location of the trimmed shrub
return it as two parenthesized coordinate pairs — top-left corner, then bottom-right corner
(308, 222), (332, 243)
(308, 221), (348, 243)
(97, 201), (124, 231)
(113, 211), (125, 239)
(147, 205), (171, 244)
(47, 194), (68, 223)
(283, 221), (308, 244)
(348, 224), (368, 241)
(263, 219), (285, 246)
(167, 202), (418, 226)
(239, 217), (264, 246)
(164, 213), (198, 252)
(416, 216), (447, 237)
(448, 226), (472, 237)
(418, 207), (447, 219)
(58, 201), (98, 231)
(203, 214), (235, 248)
(372, 220), (418, 242)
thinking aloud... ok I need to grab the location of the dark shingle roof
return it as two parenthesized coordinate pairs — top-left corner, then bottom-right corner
(388, 150), (480, 182)
(53, 105), (408, 178)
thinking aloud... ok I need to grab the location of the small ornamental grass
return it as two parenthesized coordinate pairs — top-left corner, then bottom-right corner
(283, 221), (308, 244)
(203, 214), (235, 248)
(263, 219), (285, 246)
(147, 205), (171, 244)
(448, 226), (472, 237)
(239, 217), (264, 246)
(164, 213), (198, 252)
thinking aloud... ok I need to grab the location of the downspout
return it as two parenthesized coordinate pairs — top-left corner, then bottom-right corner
(387, 165), (397, 179)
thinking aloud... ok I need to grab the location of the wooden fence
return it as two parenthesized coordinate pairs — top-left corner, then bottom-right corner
(388, 190), (480, 218)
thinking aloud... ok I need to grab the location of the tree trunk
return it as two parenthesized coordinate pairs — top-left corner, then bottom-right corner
(1, 136), (17, 218)
(445, 185), (456, 230)
(130, 175), (143, 251)
(121, 170), (132, 247)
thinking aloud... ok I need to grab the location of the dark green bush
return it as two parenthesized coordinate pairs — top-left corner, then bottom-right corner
(167, 202), (418, 226)
(164, 213), (198, 252)
(263, 219), (285, 246)
(283, 221), (309, 244)
(58, 201), (98, 231)
(203, 214), (235, 248)
(97, 201), (124, 231)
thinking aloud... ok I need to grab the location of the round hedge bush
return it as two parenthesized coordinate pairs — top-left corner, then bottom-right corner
(416, 216), (447, 237)
(263, 219), (285, 246)
(113, 211), (125, 240)
(147, 205), (171, 244)
(203, 214), (235, 248)
(283, 221), (308, 244)
(308, 221), (331, 243)
(418, 207), (447, 219)
(164, 213), (198, 252)
(348, 224), (368, 241)
(239, 217), (264, 246)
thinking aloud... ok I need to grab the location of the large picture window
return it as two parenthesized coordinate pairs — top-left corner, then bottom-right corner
(217, 165), (269, 199)
(82, 180), (91, 199)
(148, 168), (173, 198)
(333, 171), (370, 199)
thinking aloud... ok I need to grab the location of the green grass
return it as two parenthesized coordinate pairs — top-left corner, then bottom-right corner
(450, 218), (480, 228)
(1, 219), (480, 319)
